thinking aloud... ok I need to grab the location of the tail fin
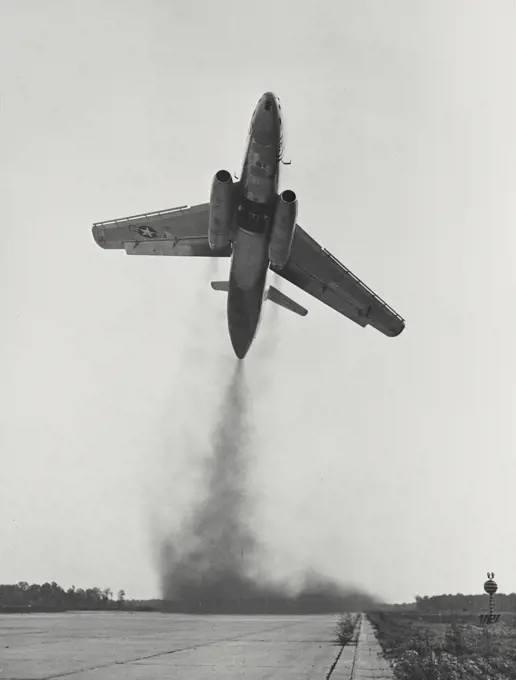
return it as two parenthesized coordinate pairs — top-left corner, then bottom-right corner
(266, 285), (307, 316)
(211, 281), (307, 317)
(211, 280), (229, 291)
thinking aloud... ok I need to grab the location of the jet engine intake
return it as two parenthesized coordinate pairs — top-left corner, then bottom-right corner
(209, 169), (234, 250)
(268, 189), (297, 269)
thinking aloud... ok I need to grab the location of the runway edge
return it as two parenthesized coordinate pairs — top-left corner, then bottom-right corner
(330, 614), (394, 679)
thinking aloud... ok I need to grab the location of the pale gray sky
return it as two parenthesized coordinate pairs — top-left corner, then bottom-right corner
(2, 0), (516, 603)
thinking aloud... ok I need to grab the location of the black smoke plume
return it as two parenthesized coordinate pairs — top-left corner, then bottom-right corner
(159, 361), (378, 614)
(159, 361), (260, 606)
(158, 271), (379, 613)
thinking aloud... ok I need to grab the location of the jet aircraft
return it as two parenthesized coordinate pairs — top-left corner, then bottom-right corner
(92, 92), (405, 358)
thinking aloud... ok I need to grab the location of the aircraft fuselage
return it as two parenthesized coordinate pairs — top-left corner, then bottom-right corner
(227, 92), (283, 359)
(92, 94), (405, 356)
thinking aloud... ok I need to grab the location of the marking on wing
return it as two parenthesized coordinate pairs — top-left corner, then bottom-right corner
(129, 225), (161, 239)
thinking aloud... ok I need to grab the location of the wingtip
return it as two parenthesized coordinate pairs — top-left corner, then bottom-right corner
(91, 224), (124, 250)
(390, 321), (406, 337)
(91, 225), (106, 248)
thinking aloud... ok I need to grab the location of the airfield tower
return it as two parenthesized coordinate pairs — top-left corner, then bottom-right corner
(479, 572), (501, 624)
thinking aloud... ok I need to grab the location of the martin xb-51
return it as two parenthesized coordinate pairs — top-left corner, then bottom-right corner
(92, 92), (405, 358)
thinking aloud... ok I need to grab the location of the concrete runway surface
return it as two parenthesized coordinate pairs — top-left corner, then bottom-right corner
(0, 612), (393, 679)
(0, 612), (354, 680)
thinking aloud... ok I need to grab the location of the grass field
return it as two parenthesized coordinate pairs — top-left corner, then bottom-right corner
(368, 611), (516, 679)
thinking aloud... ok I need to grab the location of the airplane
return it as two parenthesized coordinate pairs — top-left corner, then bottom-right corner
(92, 92), (405, 359)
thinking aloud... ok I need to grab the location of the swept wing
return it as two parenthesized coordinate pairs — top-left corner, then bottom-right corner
(92, 203), (232, 257)
(271, 225), (405, 337)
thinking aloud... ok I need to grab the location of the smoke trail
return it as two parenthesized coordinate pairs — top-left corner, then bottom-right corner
(157, 263), (379, 613)
(158, 270), (281, 607)
(158, 335), (378, 613)
(159, 361), (262, 605)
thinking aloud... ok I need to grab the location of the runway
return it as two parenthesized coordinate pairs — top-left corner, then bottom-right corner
(0, 612), (350, 679)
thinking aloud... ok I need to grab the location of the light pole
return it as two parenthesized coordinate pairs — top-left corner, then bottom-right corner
(479, 572), (501, 624)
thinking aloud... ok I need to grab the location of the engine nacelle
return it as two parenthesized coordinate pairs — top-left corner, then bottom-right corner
(209, 169), (234, 250)
(268, 190), (298, 269)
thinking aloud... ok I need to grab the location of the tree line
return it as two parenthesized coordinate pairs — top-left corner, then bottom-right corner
(0, 581), (150, 611)
(3, 582), (514, 614)
(414, 592), (516, 612)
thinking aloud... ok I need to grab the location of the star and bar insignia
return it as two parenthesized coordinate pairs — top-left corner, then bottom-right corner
(130, 225), (160, 239)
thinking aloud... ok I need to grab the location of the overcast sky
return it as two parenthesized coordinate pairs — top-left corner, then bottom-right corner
(2, 0), (516, 603)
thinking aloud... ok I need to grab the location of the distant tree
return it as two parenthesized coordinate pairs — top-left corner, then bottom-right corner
(74, 588), (86, 608)
(84, 587), (103, 609)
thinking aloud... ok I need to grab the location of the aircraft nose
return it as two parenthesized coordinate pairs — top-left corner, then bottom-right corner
(252, 93), (280, 146)
(260, 92), (277, 113)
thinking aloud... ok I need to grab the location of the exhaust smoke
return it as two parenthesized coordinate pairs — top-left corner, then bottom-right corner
(159, 362), (261, 606)
(158, 272), (378, 613)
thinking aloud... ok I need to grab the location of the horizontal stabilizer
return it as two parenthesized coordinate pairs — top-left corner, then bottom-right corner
(211, 280), (230, 291)
(266, 285), (307, 316)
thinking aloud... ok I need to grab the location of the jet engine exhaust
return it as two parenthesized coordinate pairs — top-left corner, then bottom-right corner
(159, 362), (261, 608)
(158, 353), (379, 614)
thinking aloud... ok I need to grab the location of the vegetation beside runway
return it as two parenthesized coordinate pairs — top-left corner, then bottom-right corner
(335, 612), (361, 646)
(368, 610), (516, 679)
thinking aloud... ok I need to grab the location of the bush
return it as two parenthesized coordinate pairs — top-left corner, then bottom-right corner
(335, 613), (359, 645)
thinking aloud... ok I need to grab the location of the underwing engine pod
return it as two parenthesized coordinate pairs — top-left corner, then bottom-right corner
(268, 189), (297, 269)
(209, 169), (234, 250)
